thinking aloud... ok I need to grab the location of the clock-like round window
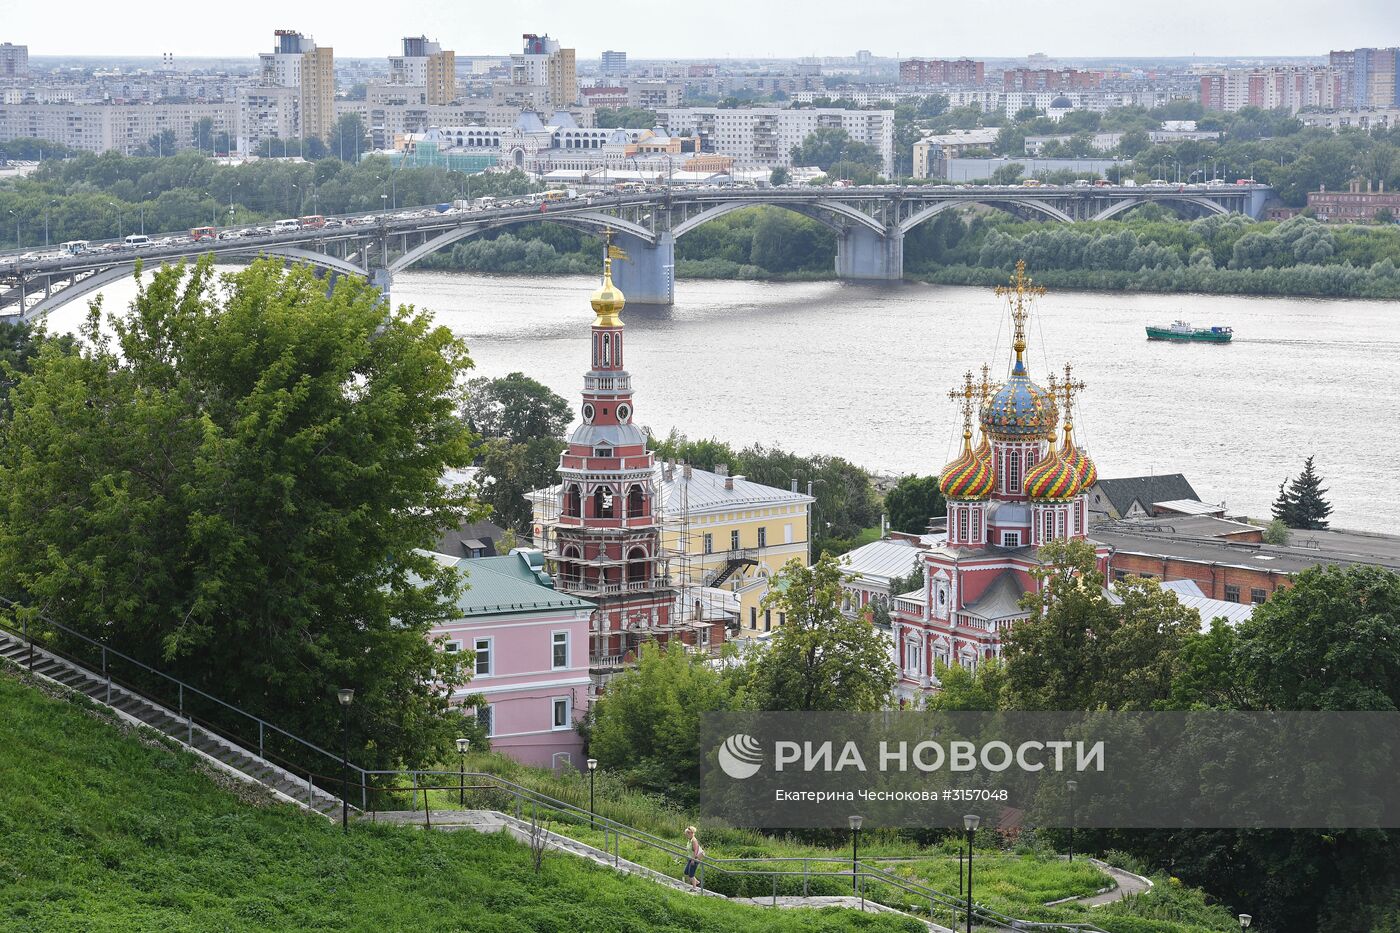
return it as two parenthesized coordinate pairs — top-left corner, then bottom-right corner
(616, 403), (631, 423)
(582, 403), (595, 423)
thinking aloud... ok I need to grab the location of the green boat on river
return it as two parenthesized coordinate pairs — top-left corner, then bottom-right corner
(1146, 320), (1234, 343)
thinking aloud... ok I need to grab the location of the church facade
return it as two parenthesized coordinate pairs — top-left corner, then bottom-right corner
(892, 263), (1110, 703)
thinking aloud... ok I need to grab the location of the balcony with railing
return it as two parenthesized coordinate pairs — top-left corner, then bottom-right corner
(583, 373), (631, 392)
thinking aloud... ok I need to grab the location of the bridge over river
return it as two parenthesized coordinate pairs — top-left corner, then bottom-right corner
(0, 182), (1271, 318)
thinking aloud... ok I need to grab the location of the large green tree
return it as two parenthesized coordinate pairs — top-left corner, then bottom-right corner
(587, 641), (739, 799)
(463, 373), (571, 531)
(464, 371), (571, 444)
(1002, 539), (1198, 710)
(884, 474), (945, 535)
(790, 128), (881, 171)
(748, 555), (896, 711)
(0, 258), (478, 771)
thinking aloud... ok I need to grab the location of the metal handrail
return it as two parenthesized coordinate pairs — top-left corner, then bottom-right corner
(0, 597), (369, 782)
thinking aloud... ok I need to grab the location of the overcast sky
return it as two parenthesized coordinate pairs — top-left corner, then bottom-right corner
(11, 0), (1399, 60)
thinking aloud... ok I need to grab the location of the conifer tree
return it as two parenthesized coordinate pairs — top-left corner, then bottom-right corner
(1272, 456), (1332, 530)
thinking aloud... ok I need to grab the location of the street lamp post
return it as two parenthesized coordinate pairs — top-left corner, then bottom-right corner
(1239, 914), (1252, 931)
(337, 688), (354, 833)
(964, 814), (980, 933)
(848, 815), (863, 895)
(1066, 779), (1078, 862)
(587, 757), (598, 827)
(380, 193), (388, 216)
(456, 737), (469, 806)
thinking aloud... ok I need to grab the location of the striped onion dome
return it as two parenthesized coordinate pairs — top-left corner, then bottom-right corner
(1024, 433), (1083, 501)
(972, 430), (992, 466)
(939, 434), (995, 500)
(1060, 424), (1098, 489)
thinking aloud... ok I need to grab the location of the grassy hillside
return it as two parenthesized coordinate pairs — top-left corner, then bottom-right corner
(0, 667), (922, 933)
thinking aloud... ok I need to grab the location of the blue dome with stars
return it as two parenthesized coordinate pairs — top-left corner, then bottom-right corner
(980, 360), (1059, 441)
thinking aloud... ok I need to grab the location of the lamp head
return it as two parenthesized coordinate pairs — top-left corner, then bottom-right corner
(964, 814), (981, 832)
(1066, 780), (1079, 793)
(587, 758), (598, 771)
(848, 815), (863, 831)
(337, 688), (354, 706)
(1239, 915), (1252, 929)
(456, 737), (470, 755)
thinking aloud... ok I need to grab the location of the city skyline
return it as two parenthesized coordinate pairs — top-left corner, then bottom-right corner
(7, 0), (1400, 60)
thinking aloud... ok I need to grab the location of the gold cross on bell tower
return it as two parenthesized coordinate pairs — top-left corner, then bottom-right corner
(947, 370), (978, 451)
(994, 259), (1045, 370)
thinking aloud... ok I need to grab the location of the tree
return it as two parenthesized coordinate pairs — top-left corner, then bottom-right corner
(885, 474), (945, 534)
(748, 555), (896, 711)
(474, 435), (566, 531)
(1377, 207), (1395, 224)
(587, 641), (739, 798)
(328, 113), (367, 163)
(990, 163), (1026, 185)
(463, 372), (571, 444)
(0, 321), (73, 419)
(594, 107), (658, 128)
(0, 259), (479, 772)
(1237, 564), (1400, 711)
(769, 166), (791, 186)
(790, 128), (881, 171)
(927, 658), (1006, 710)
(1002, 539), (1198, 710)
(1262, 518), (1290, 545)
(1272, 455), (1332, 529)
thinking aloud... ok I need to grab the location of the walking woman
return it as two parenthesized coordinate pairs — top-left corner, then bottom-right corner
(683, 826), (705, 889)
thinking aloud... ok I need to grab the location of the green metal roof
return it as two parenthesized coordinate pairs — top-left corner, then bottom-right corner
(450, 554), (594, 617)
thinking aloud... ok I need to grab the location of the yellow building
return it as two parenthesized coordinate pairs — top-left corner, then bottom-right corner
(531, 461), (813, 639)
(299, 46), (335, 141)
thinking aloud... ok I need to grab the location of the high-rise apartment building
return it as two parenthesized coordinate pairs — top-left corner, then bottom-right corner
(1329, 48), (1400, 109)
(391, 36), (457, 105)
(254, 30), (333, 144)
(510, 34), (577, 108)
(601, 50), (627, 77)
(0, 43), (27, 81)
(1201, 66), (1335, 113)
(899, 58), (985, 85)
(300, 45), (335, 141)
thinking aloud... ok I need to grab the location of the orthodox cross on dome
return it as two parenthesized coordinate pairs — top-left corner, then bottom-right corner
(975, 363), (995, 405)
(994, 259), (1045, 370)
(1054, 362), (1087, 431)
(947, 370), (978, 449)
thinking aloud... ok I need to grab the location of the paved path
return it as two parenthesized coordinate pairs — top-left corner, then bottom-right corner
(1044, 857), (1153, 907)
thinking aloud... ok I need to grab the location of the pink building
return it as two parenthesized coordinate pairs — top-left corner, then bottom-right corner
(428, 550), (593, 770)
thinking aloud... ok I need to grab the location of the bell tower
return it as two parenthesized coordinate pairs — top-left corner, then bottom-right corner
(551, 238), (673, 662)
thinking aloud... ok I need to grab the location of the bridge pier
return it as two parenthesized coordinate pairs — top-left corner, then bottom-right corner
(610, 231), (674, 306)
(371, 268), (392, 305)
(835, 227), (903, 282)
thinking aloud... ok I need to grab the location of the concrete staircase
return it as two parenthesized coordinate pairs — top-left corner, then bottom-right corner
(0, 629), (347, 819)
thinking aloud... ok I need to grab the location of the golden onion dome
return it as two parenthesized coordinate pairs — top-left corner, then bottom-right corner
(1024, 432), (1082, 502)
(939, 432), (995, 501)
(1059, 422), (1098, 489)
(591, 258), (625, 327)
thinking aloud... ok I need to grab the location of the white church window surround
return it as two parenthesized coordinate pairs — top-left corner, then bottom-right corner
(958, 508), (969, 542)
(1007, 449), (1022, 494)
(972, 508), (983, 544)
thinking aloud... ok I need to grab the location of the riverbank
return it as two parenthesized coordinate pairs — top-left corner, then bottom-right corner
(412, 208), (1400, 300)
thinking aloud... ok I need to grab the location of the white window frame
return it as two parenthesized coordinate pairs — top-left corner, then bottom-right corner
(730, 529), (740, 550)
(442, 640), (462, 654)
(1004, 531), (1021, 548)
(477, 704), (494, 737)
(474, 637), (493, 676)
(757, 526), (767, 548)
(551, 631), (570, 670)
(551, 696), (572, 730)
(703, 532), (713, 554)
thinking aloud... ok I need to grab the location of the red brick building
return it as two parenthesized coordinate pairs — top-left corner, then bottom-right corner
(1307, 179), (1400, 222)
(1002, 68), (1102, 91)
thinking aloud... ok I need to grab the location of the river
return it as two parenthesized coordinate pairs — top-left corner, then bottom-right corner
(47, 270), (1399, 530)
